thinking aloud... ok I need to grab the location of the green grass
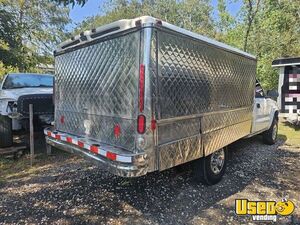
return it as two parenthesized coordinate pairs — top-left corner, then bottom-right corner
(0, 155), (38, 184)
(0, 150), (67, 185)
(278, 121), (300, 147)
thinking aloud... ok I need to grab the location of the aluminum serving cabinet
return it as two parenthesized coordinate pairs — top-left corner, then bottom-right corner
(45, 16), (260, 185)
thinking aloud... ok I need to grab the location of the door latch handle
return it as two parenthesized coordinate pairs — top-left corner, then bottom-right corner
(257, 103), (261, 108)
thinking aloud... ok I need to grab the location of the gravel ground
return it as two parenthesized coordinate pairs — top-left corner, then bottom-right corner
(0, 136), (299, 225)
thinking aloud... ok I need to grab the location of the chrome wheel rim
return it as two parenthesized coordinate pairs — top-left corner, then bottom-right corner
(210, 148), (225, 175)
(272, 123), (278, 141)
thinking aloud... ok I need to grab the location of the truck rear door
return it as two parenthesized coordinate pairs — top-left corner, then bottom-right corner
(54, 30), (140, 152)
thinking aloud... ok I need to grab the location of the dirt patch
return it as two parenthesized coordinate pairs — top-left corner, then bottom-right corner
(0, 136), (299, 225)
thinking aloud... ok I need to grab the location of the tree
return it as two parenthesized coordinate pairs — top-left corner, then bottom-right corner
(0, 8), (23, 69)
(254, 0), (300, 89)
(242, 0), (260, 52)
(0, 0), (70, 72)
(217, 0), (234, 33)
(74, 0), (215, 38)
(219, 0), (300, 90)
(214, 0), (235, 42)
(71, 0), (300, 90)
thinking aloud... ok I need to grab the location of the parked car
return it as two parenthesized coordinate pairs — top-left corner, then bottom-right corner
(45, 16), (279, 185)
(0, 73), (54, 148)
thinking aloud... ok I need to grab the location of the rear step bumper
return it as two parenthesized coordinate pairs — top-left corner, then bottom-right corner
(44, 127), (148, 177)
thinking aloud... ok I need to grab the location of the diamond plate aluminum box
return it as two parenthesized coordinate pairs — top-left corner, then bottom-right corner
(53, 19), (257, 173)
(54, 31), (140, 151)
(153, 28), (256, 169)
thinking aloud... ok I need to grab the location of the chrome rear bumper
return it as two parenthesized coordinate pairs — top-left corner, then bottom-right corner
(45, 128), (148, 177)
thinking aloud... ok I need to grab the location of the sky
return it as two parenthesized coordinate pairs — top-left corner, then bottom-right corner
(69, 0), (242, 29)
(69, 0), (105, 27)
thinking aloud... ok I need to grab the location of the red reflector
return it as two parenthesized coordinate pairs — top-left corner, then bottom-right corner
(137, 115), (146, 134)
(78, 141), (84, 148)
(107, 151), (116, 161)
(114, 124), (121, 138)
(47, 131), (51, 136)
(60, 116), (65, 124)
(55, 134), (61, 140)
(151, 119), (156, 131)
(66, 137), (72, 143)
(139, 64), (145, 112)
(90, 145), (98, 154)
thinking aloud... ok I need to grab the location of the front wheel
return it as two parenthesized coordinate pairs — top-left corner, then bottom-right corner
(0, 115), (13, 148)
(263, 118), (278, 145)
(193, 148), (227, 185)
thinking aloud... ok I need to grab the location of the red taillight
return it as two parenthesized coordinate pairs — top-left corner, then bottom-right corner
(139, 64), (145, 112)
(60, 115), (65, 124)
(114, 124), (121, 138)
(106, 151), (117, 161)
(137, 115), (146, 134)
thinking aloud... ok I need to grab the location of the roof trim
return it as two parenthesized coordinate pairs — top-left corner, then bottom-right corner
(56, 16), (256, 59)
(272, 57), (300, 67)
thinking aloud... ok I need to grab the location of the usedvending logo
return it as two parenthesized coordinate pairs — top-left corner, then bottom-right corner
(235, 199), (295, 222)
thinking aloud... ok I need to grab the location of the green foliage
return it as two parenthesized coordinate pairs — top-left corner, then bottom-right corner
(1, 0), (300, 91)
(0, 61), (18, 81)
(72, 0), (300, 90)
(0, 0), (70, 73)
(216, 0), (235, 33)
(75, 0), (215, 38)
(0, 8), (23, 69)
(245, 0), (300, 89)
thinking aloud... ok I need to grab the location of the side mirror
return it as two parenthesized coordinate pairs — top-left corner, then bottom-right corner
(267, 89), (279, 98)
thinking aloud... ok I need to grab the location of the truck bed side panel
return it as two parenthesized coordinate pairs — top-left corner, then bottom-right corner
(153, 28), (256, 170)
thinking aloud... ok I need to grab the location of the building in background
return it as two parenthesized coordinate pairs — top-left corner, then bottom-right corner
(272, 57), (300, 124)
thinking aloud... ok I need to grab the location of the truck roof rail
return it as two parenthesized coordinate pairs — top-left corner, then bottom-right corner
(56, 16), (256, 59)
(56, 17), (150, 53)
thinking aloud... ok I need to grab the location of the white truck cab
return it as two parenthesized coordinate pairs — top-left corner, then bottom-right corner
(250, 81), (279, 144)
(0, 73), (54, 148)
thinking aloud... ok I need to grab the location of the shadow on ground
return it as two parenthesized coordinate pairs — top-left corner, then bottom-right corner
(0, 136), (299, 225)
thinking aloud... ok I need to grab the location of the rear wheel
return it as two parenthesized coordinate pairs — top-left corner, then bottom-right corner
(0, 115), (13, 148)
(193, 148), (227, 185)
(263, 118), (278, 145)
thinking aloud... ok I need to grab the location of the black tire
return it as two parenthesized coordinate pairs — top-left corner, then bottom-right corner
(263, 118), (278, 145)
(0, 115), (13, 148)
(193, 148), (227, 185)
